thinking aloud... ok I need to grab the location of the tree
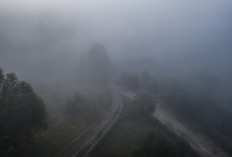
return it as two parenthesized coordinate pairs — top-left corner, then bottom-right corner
(86, 43), (112, 83)
(0, 68), (47, 151)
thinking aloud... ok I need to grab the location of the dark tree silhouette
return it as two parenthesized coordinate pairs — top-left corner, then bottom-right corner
(0, 67), (47, 151)
(86, 43), (112, 83)
(132, 130), (199, 157)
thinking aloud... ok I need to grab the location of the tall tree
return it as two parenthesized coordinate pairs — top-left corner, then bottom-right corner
(86, 43), (112, 83)
(0, 67), (47, 151)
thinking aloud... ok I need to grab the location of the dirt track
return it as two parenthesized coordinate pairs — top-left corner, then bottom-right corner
(113, 85), (229, 157)
(154, 104), (229, 157)
(54, 88), (123, 157)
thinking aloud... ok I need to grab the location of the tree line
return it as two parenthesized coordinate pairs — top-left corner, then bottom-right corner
(0, 67), (47, 154)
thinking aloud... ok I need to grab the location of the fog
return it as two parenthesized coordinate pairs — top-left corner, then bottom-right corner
(0, 0), (232, 104)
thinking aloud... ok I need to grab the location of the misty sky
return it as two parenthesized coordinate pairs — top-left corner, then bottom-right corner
(0, 0), (232, 87)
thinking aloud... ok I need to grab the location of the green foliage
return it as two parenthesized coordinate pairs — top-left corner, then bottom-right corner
(132, 130), (198, 157)
(0, 68), (47, 151)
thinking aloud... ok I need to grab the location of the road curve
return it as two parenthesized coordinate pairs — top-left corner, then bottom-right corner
(62, 88), (123, 157)
(113, 85), (229, 157)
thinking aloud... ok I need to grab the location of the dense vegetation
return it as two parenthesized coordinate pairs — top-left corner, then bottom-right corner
(132, 130), (199, 157)
(162, 83), (232, 155)
(0, 67), (47, 152)
(149, 72), (232, 155)
(119, 70), (232, 155)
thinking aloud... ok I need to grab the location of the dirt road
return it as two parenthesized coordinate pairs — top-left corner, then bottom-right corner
(55, 89), (123, 157)
(113, 85), (229, 157)
(154, 104), (229, 157)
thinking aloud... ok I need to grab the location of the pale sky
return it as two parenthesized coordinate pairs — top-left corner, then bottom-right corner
(1, 0), (231, 56)
(0, 0), (232, 84)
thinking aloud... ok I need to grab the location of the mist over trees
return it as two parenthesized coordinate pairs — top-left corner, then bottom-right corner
(118, 71), (141, 90)
(0, 6), (231, 108)
(77, 43), (112, 84)
(0, 1), (232, 156)
(120, 69), (232, 155)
